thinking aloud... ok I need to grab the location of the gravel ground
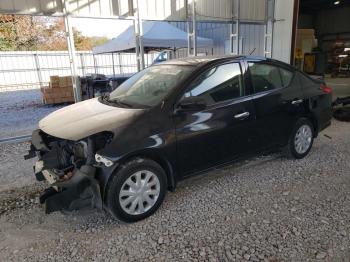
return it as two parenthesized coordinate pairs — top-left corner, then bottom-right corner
(0, 90), (64, 138)
(0, 120), (349, 261)
(0, 142), (37, 192)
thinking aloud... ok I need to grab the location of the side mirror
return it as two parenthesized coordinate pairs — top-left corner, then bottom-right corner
(176, 96), (207, 112)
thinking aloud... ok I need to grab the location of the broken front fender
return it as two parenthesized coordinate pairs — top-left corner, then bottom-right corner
(25, 129), (104, 214)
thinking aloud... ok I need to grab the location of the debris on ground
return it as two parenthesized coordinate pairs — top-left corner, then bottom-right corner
(332, 96), (350, 122)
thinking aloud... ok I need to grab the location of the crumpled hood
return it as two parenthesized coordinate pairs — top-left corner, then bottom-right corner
(39, 98), (143, 141)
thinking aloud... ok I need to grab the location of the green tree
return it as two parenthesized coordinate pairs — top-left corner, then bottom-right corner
(0, 15), (109, 51)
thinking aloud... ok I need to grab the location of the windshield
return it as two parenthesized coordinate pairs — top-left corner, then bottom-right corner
(107, 65), (194, 108)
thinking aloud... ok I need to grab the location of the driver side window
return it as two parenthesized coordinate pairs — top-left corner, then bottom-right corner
(184, 62), (244, 106)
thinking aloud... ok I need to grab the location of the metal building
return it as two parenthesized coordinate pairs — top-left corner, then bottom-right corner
(0, 0), (296, 101)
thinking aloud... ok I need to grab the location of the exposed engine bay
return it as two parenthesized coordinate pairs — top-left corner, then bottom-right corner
(25, 129), (113, 213)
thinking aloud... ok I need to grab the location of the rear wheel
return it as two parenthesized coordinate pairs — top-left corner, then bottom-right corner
(285, 118), (314, 159)
(106, 158), (167, 222)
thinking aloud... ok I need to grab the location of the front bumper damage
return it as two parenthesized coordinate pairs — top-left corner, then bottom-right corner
(25, 130), (103, 213)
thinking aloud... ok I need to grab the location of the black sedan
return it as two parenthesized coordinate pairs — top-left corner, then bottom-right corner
(26, 56), (333, 222)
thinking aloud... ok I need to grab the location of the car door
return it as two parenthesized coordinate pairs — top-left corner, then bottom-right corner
(174, 61), (257, 177)
(245, 60), (306, 150)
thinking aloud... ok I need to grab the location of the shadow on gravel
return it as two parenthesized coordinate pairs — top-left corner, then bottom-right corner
(0, 184), (45, 216)
(178, 153), (282, 188)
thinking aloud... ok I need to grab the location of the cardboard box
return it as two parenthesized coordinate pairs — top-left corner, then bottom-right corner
(58, 76), (72, 88)
(49, 75), (60, 88)
(59, 77), (67, 88)
(50, 83), (58, 88)
(50, 75), (59, 84)
(43, 97), (54, 104)
(63, 97), (75, 102)
(41, 79), (75, 104)
(64, 76), (72, 86)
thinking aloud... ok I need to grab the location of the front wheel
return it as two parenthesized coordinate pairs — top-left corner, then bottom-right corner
(285, 118), (314, 159)
(106, 158), (167, 222)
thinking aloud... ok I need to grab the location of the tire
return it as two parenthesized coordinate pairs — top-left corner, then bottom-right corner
(333, 108), (350, 122)
(106, 157), (167, 222)
(284, 118), (314, 159)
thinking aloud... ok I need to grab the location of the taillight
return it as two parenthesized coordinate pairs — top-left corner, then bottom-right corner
(320, 84), (332, 94)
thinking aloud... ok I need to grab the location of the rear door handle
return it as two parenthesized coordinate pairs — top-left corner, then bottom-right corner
(234, 112), (250, 119)
(291, 99), (303, 105)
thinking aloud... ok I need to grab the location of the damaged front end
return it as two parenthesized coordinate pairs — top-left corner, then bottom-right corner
(24, 129), (113, 213)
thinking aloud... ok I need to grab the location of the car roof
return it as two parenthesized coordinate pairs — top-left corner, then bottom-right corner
(156, 55), (296, 72)
(157, 55), (267, 66)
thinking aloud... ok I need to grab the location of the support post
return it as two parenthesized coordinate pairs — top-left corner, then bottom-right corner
(93, 54), (98, 74)
(118, 53), (123, 75)
(187, 0), (197, 56)
(134, 0), (145, 71)
(290, 0), (300, 65)
(111, 53), (115, 77)
(33, 53), (43, 88)
(63, 0), (81, 102)
(187, 21), (191, 56)
(192, 0), (197, 56)
(230, 0), (240, 55)
(264, 0), (275, 58)
(80, 53), (86, 76)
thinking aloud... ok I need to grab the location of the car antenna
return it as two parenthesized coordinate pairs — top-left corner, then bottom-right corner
(249, 48), (256, 55)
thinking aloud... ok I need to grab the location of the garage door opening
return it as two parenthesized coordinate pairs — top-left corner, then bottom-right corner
(296, 0), (350, 76)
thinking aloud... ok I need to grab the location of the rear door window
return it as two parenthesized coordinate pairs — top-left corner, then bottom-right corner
(248, 62), (294, 94)
(280, 68), (294, 87)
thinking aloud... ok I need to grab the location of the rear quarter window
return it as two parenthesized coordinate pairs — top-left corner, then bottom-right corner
(280, 68), (294, 87)
(248, 62), (294, 94)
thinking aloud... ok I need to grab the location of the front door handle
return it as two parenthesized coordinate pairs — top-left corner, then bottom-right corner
(291, 99), (303, 105)
(234, 112), (250, 119)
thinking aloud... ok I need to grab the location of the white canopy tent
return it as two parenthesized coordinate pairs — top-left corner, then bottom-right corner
(92, 21), (213, 54)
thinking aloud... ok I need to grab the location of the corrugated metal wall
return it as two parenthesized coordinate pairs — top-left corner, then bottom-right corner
(194, 0), (232, 21)
(139, 0), (267, 21)
(0, 0), (64, 15)
(240, 23), (265, 55)
(138, 0), (187, 21)
(170, 21), (265, 56)
(0, 0), (267, 22)
(240, 0), (266, 21)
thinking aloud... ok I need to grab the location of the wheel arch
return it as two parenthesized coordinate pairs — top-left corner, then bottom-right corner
(302, 111), (319, 138)
(104, 149), (177, 202)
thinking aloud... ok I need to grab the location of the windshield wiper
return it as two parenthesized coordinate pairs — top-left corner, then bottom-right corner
(101, 93), (110, 101)
(107, 97), (133, 108)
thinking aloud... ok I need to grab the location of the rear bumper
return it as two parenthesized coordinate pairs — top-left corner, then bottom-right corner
(310, 94), (332, 136)
(25, 130), (103, 213)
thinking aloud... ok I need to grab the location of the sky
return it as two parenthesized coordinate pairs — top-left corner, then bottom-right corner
(70, 18), (133, 39)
